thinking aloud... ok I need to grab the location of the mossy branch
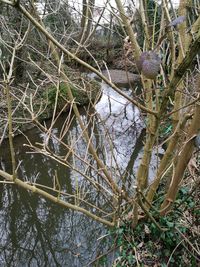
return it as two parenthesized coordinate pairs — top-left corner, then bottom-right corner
(160, 27), (200, 115)
(0, 169), (115, 227)
(146, 113), (191, 207)
(160, 102), (200, 215)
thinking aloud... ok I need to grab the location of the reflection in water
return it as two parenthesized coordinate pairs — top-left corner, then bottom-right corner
(96, 83), (143, 172)
(0, 184), (109, 266)
(0, 82), (145, 266)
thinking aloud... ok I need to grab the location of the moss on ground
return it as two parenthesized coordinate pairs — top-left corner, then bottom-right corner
(0, 68), (102, 139)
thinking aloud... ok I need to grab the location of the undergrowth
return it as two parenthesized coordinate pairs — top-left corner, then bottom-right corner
(110, 185), (200, 266)
(95, 182), (199, 267)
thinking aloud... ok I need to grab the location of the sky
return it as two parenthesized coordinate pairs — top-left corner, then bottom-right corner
(72, 0), (180, 9)
(68, 0), (181, 25)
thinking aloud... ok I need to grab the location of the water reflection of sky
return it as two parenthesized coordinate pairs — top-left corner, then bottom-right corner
(96, 82), (143, 171)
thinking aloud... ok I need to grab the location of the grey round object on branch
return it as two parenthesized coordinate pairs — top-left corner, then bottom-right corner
(142, 59), (160, 79)
(136, 51), (161, 79)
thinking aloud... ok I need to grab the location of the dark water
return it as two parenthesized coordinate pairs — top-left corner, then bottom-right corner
(0, 82), (145, 266)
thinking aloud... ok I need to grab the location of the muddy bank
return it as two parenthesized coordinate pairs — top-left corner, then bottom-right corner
(0, 70), (101, 140)
(0, 65), (141, 141)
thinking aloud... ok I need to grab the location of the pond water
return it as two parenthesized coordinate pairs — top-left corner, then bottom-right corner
(0, 81), (145, 266)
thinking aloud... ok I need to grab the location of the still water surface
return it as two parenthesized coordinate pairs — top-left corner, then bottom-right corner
(0, 81), (145, 266)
